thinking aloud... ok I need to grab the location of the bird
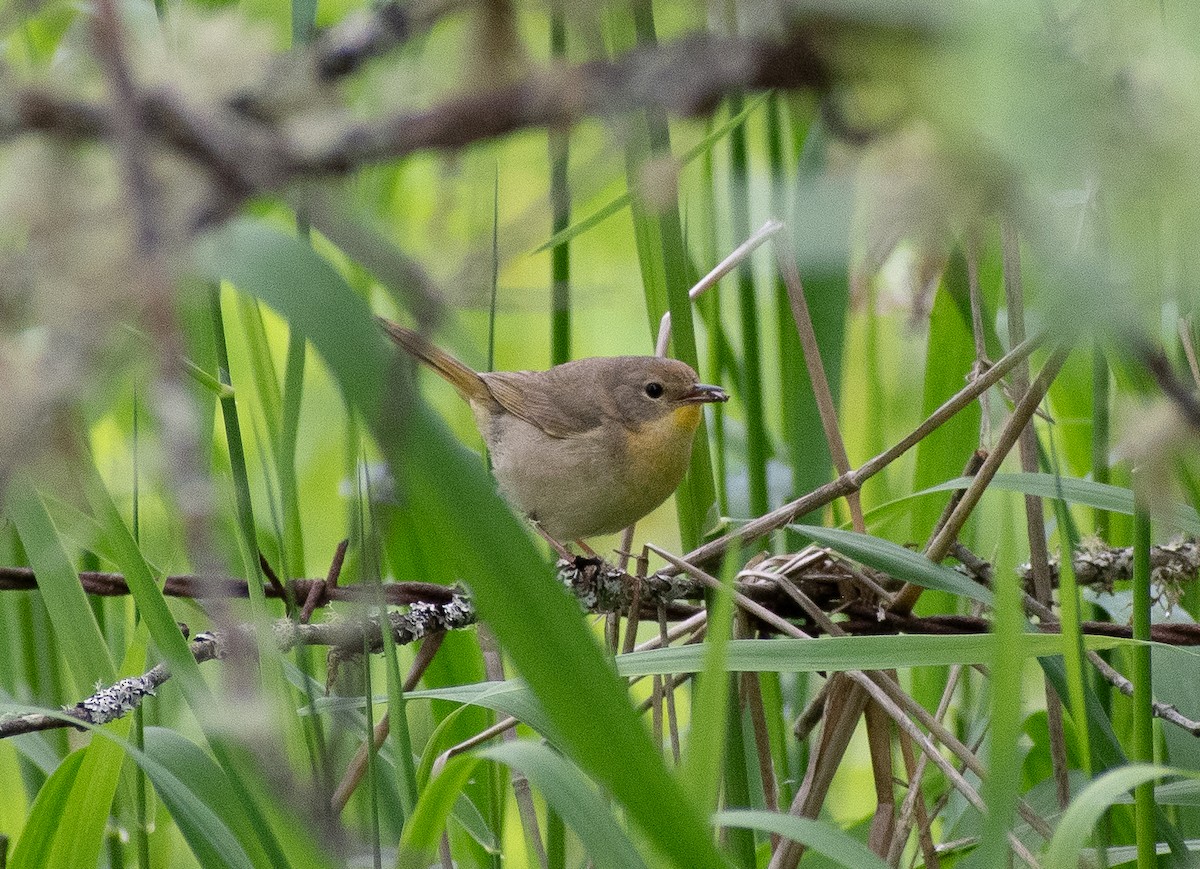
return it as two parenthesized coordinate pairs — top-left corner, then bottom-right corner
(379, 317), (728, 542)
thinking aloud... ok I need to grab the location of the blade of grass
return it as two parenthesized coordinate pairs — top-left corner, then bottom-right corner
(549, 0), (570, 367)
(615, 2), (717, 548)
(534, 92), (772, 254)
(1044, 765), (1186, 868)
(682, 551), (735, 810)
(397, 755), (481, 869)
(716, 809), (888, 869)
(727, 91), (769, 518)
(6, 483), (116, 691)
(484, 741), (648, 869)
(1093, 346), (1111, 539)
(793, 525), (993, 606)
(7, 749), (86, 869)
(616, 634), (1140, 677)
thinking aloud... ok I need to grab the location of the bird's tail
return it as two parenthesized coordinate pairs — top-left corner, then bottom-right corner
(378, 317), (491, 402)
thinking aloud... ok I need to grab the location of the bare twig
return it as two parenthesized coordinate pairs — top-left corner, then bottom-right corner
(775, 236), (865, 533)
(330, 632), (445, 813)
(1002, 222), (1069, 809)
(671, 333), (1045, 575)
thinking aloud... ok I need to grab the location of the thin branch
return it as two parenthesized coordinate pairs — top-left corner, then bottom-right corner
(671, 332), (1044, 574)
(918, 345), (1070, 567)
(775, 236), (865, 532)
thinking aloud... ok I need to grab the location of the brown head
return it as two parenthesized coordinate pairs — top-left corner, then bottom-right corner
(588, 356), (729, 429)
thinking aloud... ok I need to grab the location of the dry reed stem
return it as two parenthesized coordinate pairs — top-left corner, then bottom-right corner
(1002, 221), (1070, 809)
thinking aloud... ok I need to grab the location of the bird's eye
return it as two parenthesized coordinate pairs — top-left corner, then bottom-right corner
(644, 382), (664, 399)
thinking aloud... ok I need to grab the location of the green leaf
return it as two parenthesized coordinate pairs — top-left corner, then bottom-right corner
(6, 482), (116, 692)
(616, 634), (1136, 677)
(398, 755), (481, 868)
(407, 681), (561, 749)
(41, 638), (143, 869)
(0, 706), (254, 869)
(715, 809), (889, 869)
(909, 254), (982, 543)
(484, 741), (647, 869)
(82, 469), (209, 710)
(8, 749), (86, 869)
(792, 525), (994, 606)
(142, 728), (264, 869)
(926, 473), (1200, 534)
(1044, 765), (1189, 868)
(682, 553), (735, 811)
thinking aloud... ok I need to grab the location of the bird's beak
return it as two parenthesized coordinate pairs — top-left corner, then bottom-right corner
(681, 383), (729, 404)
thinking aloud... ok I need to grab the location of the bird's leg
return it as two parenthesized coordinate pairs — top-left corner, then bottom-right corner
(572, 539), (601, 560)
(531, 521), (576, 561)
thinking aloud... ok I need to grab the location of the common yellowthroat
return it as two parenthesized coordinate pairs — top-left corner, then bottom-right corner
(379, 318), (728, 540)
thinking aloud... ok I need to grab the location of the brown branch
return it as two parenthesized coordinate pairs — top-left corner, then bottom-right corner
(8, 543), (1199, 750)
(294, 30), (829, 177)
(6, 27), (832, 203)
(0, 564), (456, 607)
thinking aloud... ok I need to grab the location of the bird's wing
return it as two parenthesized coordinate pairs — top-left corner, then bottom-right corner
(483, 370), (606, 438)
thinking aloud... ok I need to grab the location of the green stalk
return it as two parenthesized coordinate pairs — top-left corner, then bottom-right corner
(618, 0), (717, 547)
(209, 286), (269, 620)
(1131, 503), (1155, 869)
(490, 168), (500, 376)
(722, 682), (755, 869)
(549, 2), (571, 367)
(363, 611), (382, 868)
(546, 810), (566, 869)
(727, 92), (769, 518)
(1092, 345), (1110, 541)
(1048, 465), (1093, 777)
(131, 391), (150, 869)
(697, 124), (728, 515)
(978, 508), (1025, 865)
(207, 286), (292, 869)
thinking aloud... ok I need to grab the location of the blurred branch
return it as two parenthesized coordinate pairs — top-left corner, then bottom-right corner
(0, 563), (457, 607)
(4, 27), (831, 214)
(1142, 346), (1200, 433)
(0, 599), (467, 738)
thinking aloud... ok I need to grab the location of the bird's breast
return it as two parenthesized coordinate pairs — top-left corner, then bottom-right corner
(622, 405), (702, 481)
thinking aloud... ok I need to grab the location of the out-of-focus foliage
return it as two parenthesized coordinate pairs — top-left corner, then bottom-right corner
(0, 0), (1199, 867)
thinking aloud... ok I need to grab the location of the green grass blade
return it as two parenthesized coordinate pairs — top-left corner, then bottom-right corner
(6, 483), (116, 691)
(716, 809), (889, 869)
(1044, 765), (1186, 868)
(910, 253), (982, 543)
(1, 706), (258, 869)
(1131, 504), (1155, 868)
(927, 472), (1200, 533)
(616, 634), (1140, 677)
(533, 92), (772, 254)
(397, 755), (481, 868)
(682, 553), (735, 810)
(141, 727), (264, 869)
(792, 525), (993, 605)
(484, 741), (648, 869)
(727, 93), (769, 518)
(81, 469), (208, 709)
(7, 749), (86, 869)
